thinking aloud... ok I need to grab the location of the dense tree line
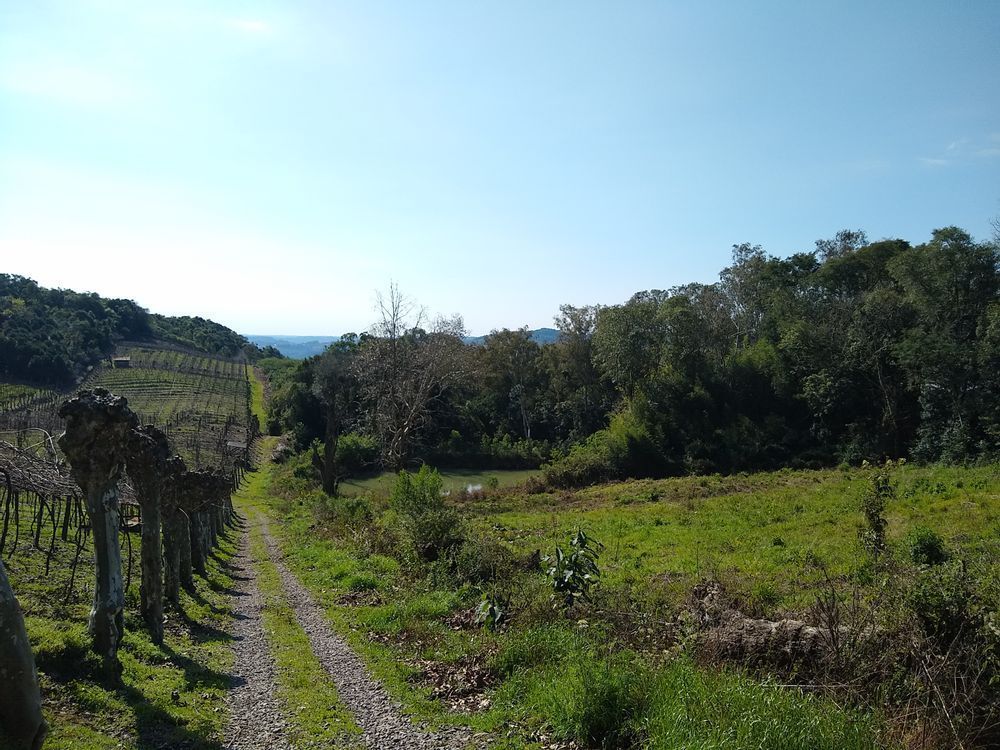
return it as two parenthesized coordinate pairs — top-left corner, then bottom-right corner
(264, 227), (999, 488)
(0, 275), (280, 386)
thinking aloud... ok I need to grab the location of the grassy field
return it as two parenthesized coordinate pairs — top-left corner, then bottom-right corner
(457, 465), (1000, 609)
(340, 467), (540, 496)
(252, 450), (1000, 748)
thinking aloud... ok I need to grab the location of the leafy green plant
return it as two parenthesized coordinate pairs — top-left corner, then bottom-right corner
(858, 460), (897, 561)
(545, 529), (604, 608)
(475, 590), (511, 632)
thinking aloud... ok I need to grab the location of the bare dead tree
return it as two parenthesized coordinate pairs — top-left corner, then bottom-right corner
(354, 285), (471, 470)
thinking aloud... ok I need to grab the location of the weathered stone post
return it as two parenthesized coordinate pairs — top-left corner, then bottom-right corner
(58, 388), (137, 676)
(124, 425), (170, 645)
(0, 557), (47, 750)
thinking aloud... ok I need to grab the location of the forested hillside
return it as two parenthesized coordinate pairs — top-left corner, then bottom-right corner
(0, 274), (280, 386)
(264, 226), (999, 484)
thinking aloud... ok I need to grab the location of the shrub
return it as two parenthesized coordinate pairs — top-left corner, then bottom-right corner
(475, 591), (511, 632)
(543, 429), (622, 488)
(908, 559), (974, 643)
(314, 493), (374, 528)
(389, 465), (463, 562)
(334, 432), (378, 476)
(543, 410), (665, 488)
(455, 536), (517, 584)
(546, 529), (604, 609)
(906, 525), (950, 566)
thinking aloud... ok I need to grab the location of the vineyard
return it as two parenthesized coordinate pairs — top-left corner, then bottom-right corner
(0, 345), (257, 472)
(0, 385), (247, 749)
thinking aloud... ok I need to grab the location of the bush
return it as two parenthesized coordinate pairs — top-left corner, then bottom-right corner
(389, 465), (463, 562)
(455, 536), (517, 584)
(906, 525), (950, 566)
(334, 432), (378, 476)
(908, 560), (975, 643)
(543, 410), (665, 488)
(858, 461), (897, 561)
(313, 493), (374, 528)
(475, 591), (511, 632)
(543, 429), (621, 488)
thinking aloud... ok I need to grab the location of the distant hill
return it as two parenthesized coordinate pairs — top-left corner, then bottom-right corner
(247, 335), (341, 359)
(0, 274), (269, 386)
(251, 328), (562, 358)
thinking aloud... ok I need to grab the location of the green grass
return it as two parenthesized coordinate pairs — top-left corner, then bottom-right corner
(233, 463), (362, 749)
(248, 366), (267, 426)
(251, 453), (998, 748)
(340, 467), (540, 496)
(489, 641), (885, 750)
(6, 503), (239, 749)
(472, 464), (1000, 608)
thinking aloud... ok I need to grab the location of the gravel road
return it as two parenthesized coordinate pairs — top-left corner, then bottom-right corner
(224, 522), (292, 750)
(258, 519), (481, 750)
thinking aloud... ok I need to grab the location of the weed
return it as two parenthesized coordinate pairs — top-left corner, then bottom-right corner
(545, 530), (603, 609)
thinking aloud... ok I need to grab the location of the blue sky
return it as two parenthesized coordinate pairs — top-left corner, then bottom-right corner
(1, 1), (998, 335)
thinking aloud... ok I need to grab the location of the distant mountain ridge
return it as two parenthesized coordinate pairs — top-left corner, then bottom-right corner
(247, 327), (561, 359)
(247, 335), (341, 359)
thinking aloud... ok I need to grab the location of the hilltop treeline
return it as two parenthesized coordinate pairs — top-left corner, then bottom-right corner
(0, 275), (278, 385)
(265, 226), (998, 485)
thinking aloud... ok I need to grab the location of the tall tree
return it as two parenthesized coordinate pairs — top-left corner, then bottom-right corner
(311, 337), (359, 495)
(355, 286), (469, 470)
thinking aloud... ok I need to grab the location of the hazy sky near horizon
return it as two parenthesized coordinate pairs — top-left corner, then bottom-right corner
(1, 1), (998, 336)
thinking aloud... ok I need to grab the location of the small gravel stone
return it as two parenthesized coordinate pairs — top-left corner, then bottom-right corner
(224, 524), (292, 750)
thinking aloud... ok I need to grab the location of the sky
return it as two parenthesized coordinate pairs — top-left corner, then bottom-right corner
(1, 1), (998, 336)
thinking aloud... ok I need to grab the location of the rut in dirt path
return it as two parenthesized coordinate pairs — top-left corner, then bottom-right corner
(223, 522), (292, 750)
(257, 518), (483, 750)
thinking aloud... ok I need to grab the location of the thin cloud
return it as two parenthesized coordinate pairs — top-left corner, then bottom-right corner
(918, 157), (950, 167)
(976, 148), (1000, 158)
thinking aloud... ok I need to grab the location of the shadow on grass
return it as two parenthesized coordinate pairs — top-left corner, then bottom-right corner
(160, 642), (241, 692)
(173, 605), (234, 645)
(118, 681), (228, 750)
